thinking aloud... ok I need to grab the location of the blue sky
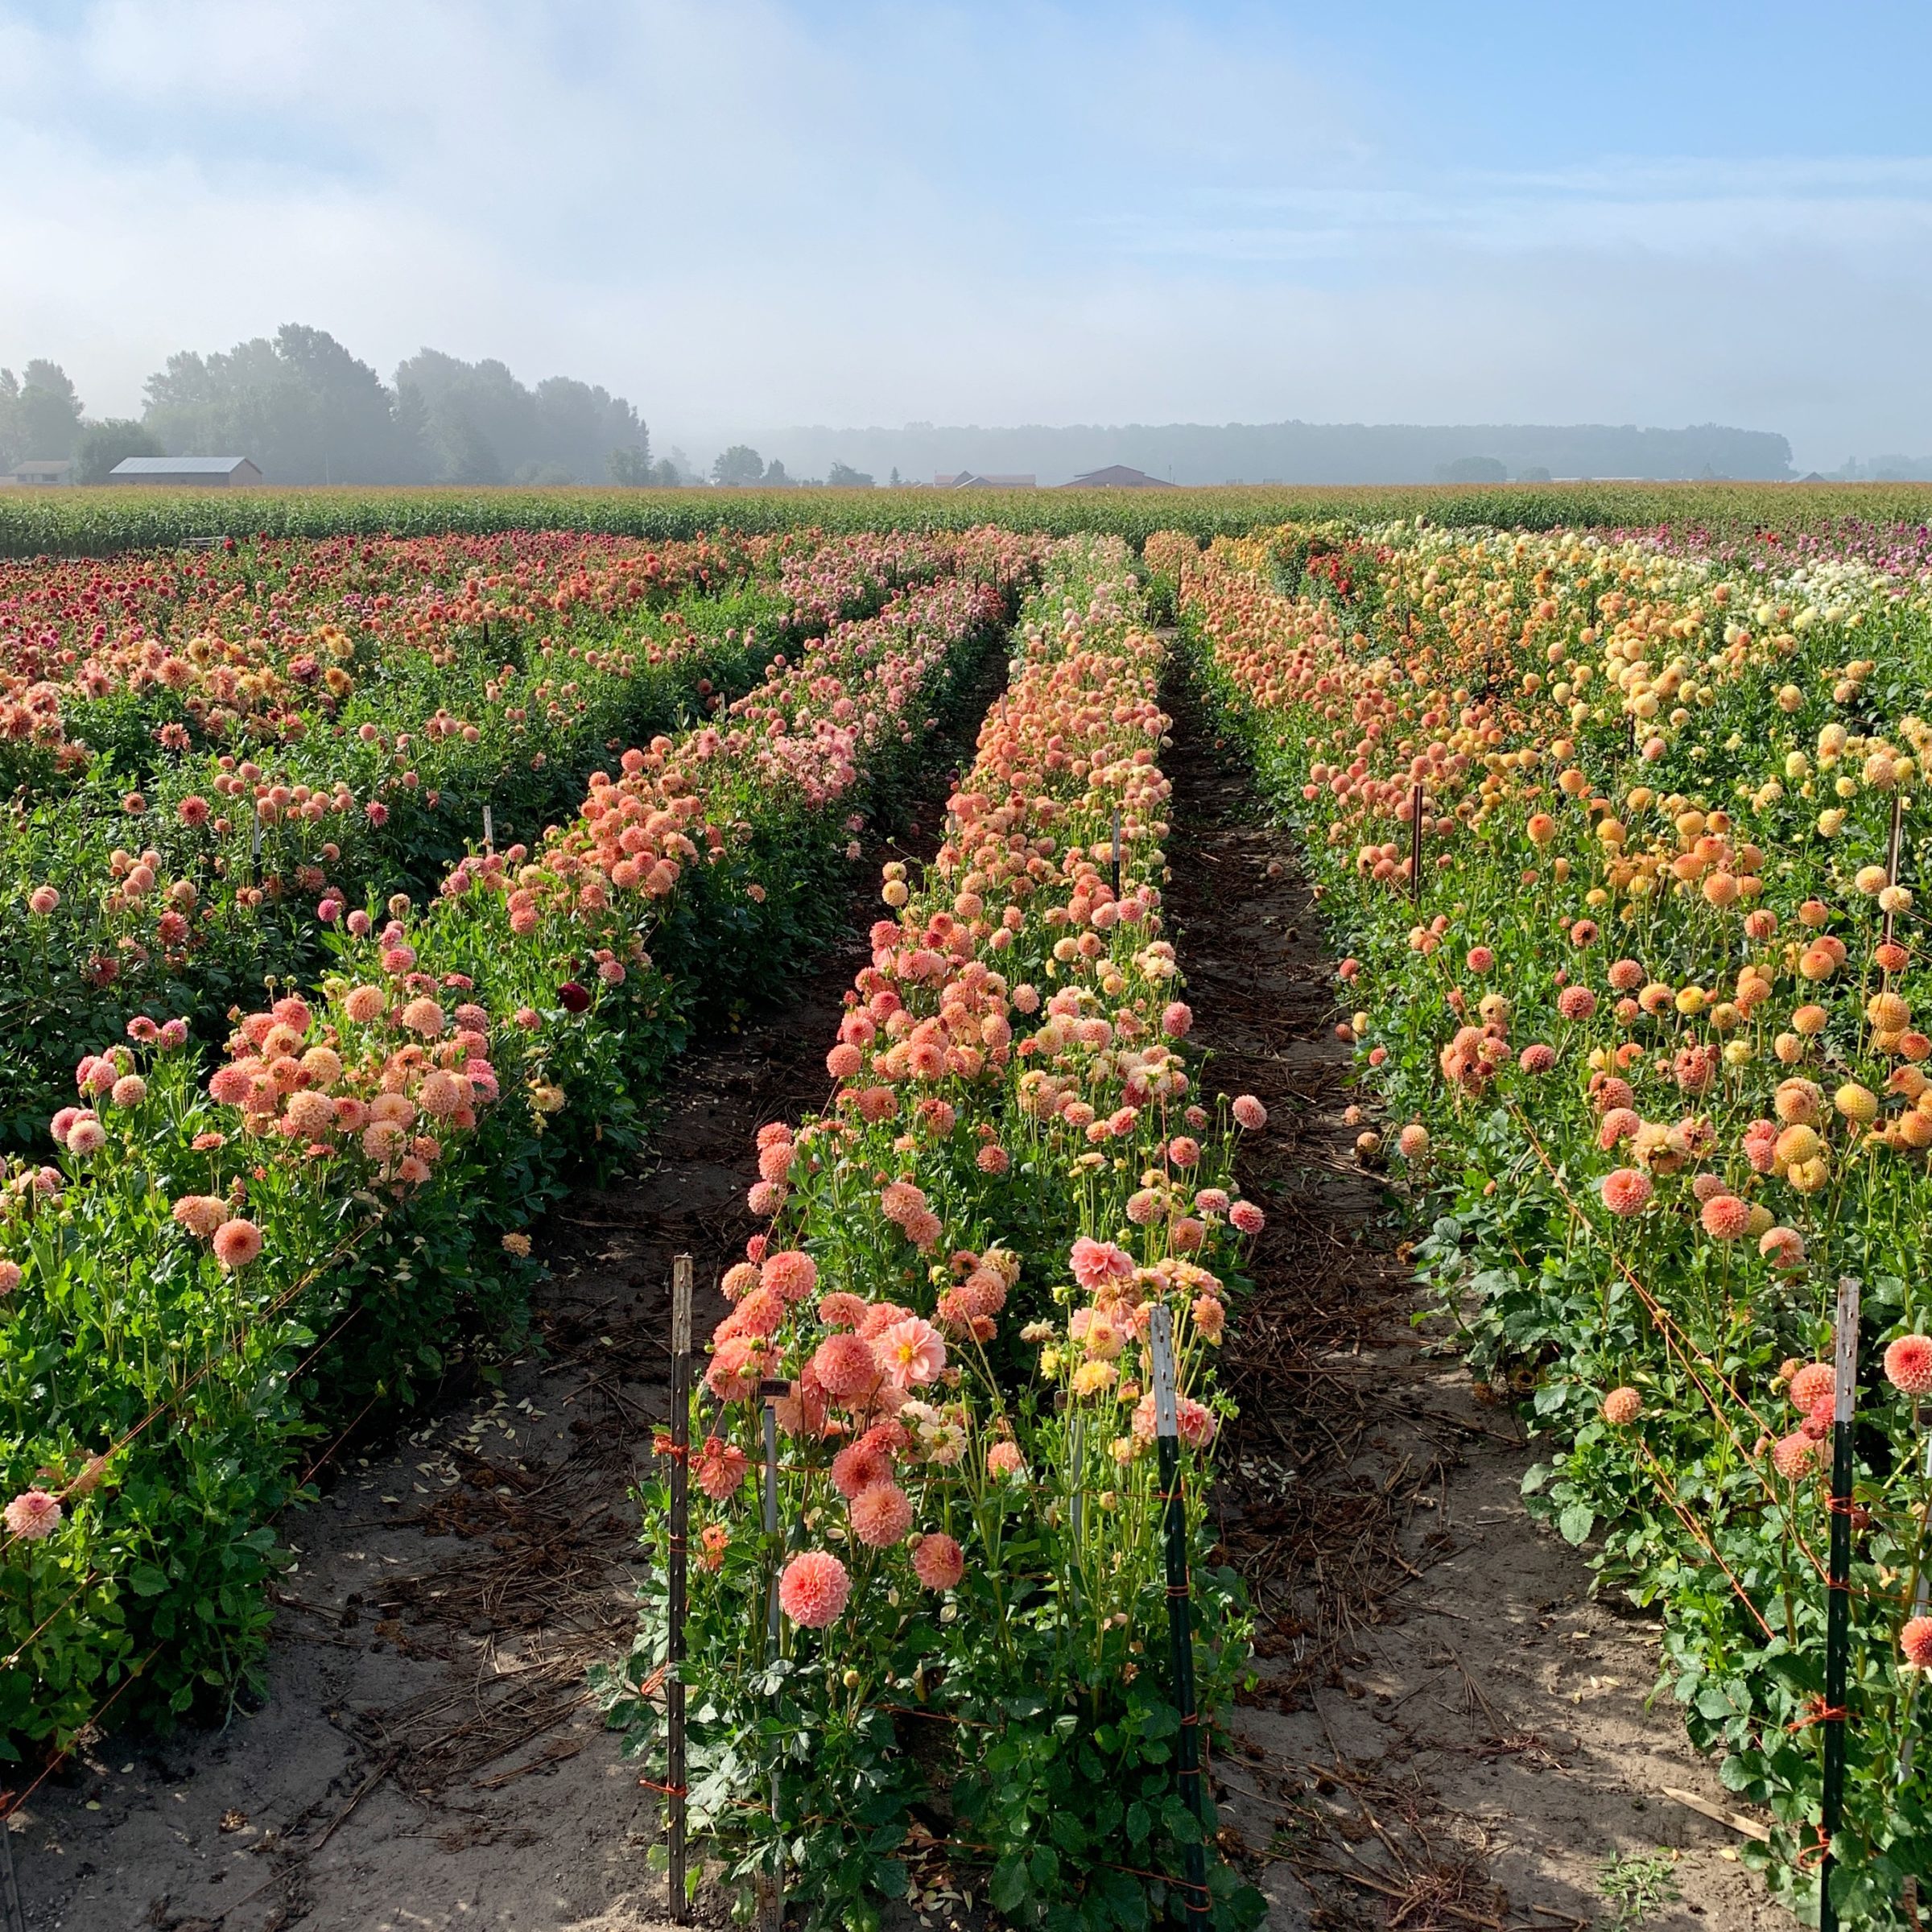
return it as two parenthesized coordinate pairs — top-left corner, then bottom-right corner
(4, 1), (1929, 465)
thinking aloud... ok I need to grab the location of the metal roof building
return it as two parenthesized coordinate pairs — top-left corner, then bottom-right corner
(108, 456), (264, 487)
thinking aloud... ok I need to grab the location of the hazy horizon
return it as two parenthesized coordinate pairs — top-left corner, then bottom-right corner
(6, 2), (1932, 474)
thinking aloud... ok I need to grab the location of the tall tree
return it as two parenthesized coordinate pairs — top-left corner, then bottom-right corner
(75, 419), (164, 484)
(8, 361), (85, 460)
(142, 327), (415, 484)
(399, 349), (650, 484)
(712, 444), (765, 487)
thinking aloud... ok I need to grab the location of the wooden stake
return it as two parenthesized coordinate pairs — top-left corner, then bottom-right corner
(1820, 1274), (1861, 1932)
(1409, 782), (1424, 900)
(1111, 805), (1123, 901)
(1885, 791), (1906, 952)
(482, 804), (494, 852)
(666, 1256), (691, 1924)
(1148, 1306), (1211, 1922)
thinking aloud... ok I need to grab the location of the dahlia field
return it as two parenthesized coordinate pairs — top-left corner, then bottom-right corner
(0, 518), (1276, 1930)
(1170, 516), (1932, 1922)
(0, 525), (1040, 1759)
(19, 493), (1932, 1927)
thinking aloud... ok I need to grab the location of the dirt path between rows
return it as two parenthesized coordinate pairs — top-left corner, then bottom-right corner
(1161, 687), (1792, 1932)
(12, 667), (1001, 1931)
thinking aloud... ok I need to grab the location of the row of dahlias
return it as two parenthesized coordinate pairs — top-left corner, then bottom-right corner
(0, 536), (1045, 1762)
(1177, 518), (1932, 1922)
(0, 527), (771, 794)
(605, 537), (1269, 1931)
(0, 528), (1007, 1146)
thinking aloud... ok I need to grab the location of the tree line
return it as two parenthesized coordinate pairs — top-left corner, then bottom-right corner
(0, 326), (700, 487)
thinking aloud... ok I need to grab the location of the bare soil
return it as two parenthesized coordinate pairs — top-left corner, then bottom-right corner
(1162, 696), (1793, 1932)
(9, 682), (1797, 1932)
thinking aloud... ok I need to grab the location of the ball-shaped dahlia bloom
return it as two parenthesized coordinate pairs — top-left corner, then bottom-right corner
(1601, 1387), (1642, 1426)
(778, 1550), (852, 1629)
(849, 1481), (914, 1549)
(912, 1532), (965, 1591)
(811, 1332), (880, 1402)
(1885, 1334), (1932, 1397)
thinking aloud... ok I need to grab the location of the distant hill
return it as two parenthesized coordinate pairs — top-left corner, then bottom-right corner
(745, 419), (1793, 488)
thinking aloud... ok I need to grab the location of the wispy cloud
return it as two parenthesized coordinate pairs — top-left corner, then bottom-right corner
(1, 1), (1927, 466)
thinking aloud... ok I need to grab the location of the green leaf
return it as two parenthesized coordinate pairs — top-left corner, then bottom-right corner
(989, 1856), (1029, 1914)
(1557, 1502), (1594, 1546)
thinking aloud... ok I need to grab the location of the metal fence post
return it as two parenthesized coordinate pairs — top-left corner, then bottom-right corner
(666, 1255), (692, 1922)
(1820, 1274), (1861, 1932)
(0, 1813), (25, 1932)
(759, 1379), (787, 1932)
(1148, 1304), (1211, 1922)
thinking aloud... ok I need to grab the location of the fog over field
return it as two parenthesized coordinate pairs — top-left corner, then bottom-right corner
(4, 2), (1932, 480)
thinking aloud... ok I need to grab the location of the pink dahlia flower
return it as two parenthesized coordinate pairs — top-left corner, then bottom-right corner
(693, 1435), (749, 1502)
(1885, 1335), (1932, 1397)
(762, 1249), (818, 1302)
(849, 1481), (914, 1549)
(1789, 1362), (1835, 1409)
(171, 1195), (226, 1239)
(1699, 1195), (1752, 1241)
(213, 1219), (264, 1269)
(1600, 1169), (1653, 1217)
(812, 1332), (881, 1402)
(1904, 1615), (1932, 1669)
(831, 1437), (894, 1500)
(912, 1532), (965, 1591)
(5, 1488), (63, 1542)
(1602, 1387), (1641, 1425)
(1070, 1237), (1133, 1292)
(778, 1550), (851, 1629)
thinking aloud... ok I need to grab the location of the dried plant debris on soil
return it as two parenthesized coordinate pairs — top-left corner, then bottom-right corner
(1162, 696), (1792, 1932)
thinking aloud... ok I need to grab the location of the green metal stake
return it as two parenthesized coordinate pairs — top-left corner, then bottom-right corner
(1148, 1304), (1211, 1923)
(665, 1256), (691, 1923)
(1820, 1274), (1860, 1932)
(759, 1380), (787, 1932)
